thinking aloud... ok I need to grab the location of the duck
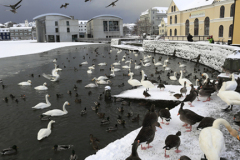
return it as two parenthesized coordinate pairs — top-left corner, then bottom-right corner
(153, 58), (162, 66)
(70, 150), (78, 160)
(112, 61), (121, 66)
(98, 62), (107, 66)
(178, 102), (204, 132)
(18, 80), (31, 85)
(180, 81), (187, 96)
(126, 140), (141, 160)
(142, 105), (158, 127)
(89, 134), (99, 143)
(199, 118), (240, 160)
(134, 63), (141, 69)
(117, 106), (124, 112)
(32, 94), (51, 109)
(42, 101), (70, 116)
(217, 82), (240, 111)
(174, 93), (182, 99)
(81, 107), (87, 116)
(132, 114), (140, 122)
(197, 117), (215, 130)
(97, 80), (111, 84)
(53, 145), (73, 151)
(159, 108), (171, 125)
(126, 112), (133, 117)
(128, 72), (142, 87)
(163, 131), (181, 158)
(118, 82), (125, 87)
(183, 84), (198, 107)
(140, 60), (151, 67)
(40, 115), (51, 121)
(143, 90), (151, 98)
(101, 117), (110, 125)
(141, 70), (154, 91)
(34, 82), (48, 90)
(179, 156), (191, 160)
(224, 73), (238, 91)
(85, 80), (98, 88)
(157, 83), (165, 91)
(106, 124), (118, 132)
(37, 120), (55, 140)
(97, 112), (105, 118)
(1, 145), (17, 155)
(75, 98), (81, 103)
(170, 72), (177, 81)
(179, 70), (192, 86)
(81, 61), (88, 65)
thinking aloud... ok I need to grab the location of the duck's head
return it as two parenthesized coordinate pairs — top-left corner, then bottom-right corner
(53, 145), (58, 150)
(12, 145), (17, 150)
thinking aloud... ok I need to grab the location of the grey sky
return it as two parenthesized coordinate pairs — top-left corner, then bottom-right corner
(0, 0), (171, 24)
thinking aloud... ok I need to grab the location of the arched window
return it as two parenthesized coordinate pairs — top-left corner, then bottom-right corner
(174, 5), (176, 12)
(220, 6), (225, 18)
(230, 4), (235, 17)
(185, 20), (189, 35)
(219, 25), (224, 37)
(174, 29), (177, 36)
(194, 18), (199, 36)
(229, 24), (233, 37)
(175, 15), (177, 24)
(170, 29), (172, 36)
(170, 16), (172, 24)
(171, 6), (173, 12)
(204, 17), (210, 35)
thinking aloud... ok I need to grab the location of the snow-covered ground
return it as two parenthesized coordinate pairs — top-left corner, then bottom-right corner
(0, 40), (95, 59)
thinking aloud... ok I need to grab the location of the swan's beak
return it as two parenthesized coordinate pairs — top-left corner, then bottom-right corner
(68, 103), (70, 105)
(237, 135), (240, 141)
(201, 74), (203, 76)
(49, 95), (50, 97)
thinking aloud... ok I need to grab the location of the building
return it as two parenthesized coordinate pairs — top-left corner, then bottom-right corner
(158, 18), (168, 36)
(9, 27), (32, 40)
(0, 28), (10, 40)
(139, 7), (168, 35)
(33, 13), (79, 42)
(86, 15), (123, 38)
(232, 0), (240, 45)
(79, 20), (87, 38)
(166, 0), (234, 42)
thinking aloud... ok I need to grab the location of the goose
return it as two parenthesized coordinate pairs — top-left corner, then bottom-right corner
(112, 61), (121, 66)
(85, 80), (98, 88)
(183, 84), (198, 107)
(134, 63), (141, 69)
(34, 82), (48, 90)
(98, 62), (107, 66)
(153, 58), (162, 66)
(81, 61), (88, 65)
(97, 80), (111, 84)
(142, 105), (158, 127)
(179, 155), (191, 160)
(126, 140), (141, 160)
(92, 76), (108, 81)
(197, 117), (215, 130)
(53, 145), (73, 151)
(170, 72), (177, 80)
(199, 118), (240, 160)
(141, 70), (154, 91)
(180, 81), (187, 96)
(1, 145), (17, 155)
(224, 73), (238, 91)
(54, 64), (62, 71)
(163, 131), (181, 158)
(43, 70), (60, 82)
(32, 94), (51, 109)
(179, 70), (192, 86)
(18, 80), (31, 85)
(217, 82), (240, 111)
(42, 101), (70, 116)
(140, 60), (151, 67)
(37, 120), (55, 140)
(128, 72), (142, 87)
(88, 65), (95, 70)
(87, 68), (92, 74)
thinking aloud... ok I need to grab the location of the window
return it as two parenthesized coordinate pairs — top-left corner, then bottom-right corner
(171, 6), (173, 12)
(67, 28), (70, 32)
(66, 21), (69, 26)
(55, 28), (58, 33)
(24, 33), (27, 35)
(24, 30), (27, 32)
(174, 5), (176, 12)
(204, 17), (210, 35)
(230, 4), (235, 17)
(175, 15), (177, 24)
(20, 33), (23, 35)
(11, 33), (14, 35)
(28, 29), (31, 32)
(162, 29), (164, 32)
(109, 21), (119, 31)
(170, 16), (172, 24)
(185, 20), (189, 35)
(103, 21), (108, 31)
(55, 21), (58, 26)
(15, 33), (18, 35)
(19, 30), (22, 32)
(229, 24), (233, 37)
(174, 29), (177, 36)
(162, 24), (164, 27)
(29, 33), (32, 35)
(194, 18), (199, 36)
(219, 25), (223, 37)
(15, 30), (18, 32)
(153, 17), (154, 19)
(220, 6), (225, 18)
(170, 29), (172, 36)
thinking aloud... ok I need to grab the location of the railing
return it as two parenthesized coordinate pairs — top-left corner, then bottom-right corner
(164, 36), (210, 41)
(77, 38), (112, 43)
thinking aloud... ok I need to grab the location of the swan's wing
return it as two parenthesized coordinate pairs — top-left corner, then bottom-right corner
(32, 103), (48, 109)
(43, 109), (63, 116)
(37, 128), (51, 140)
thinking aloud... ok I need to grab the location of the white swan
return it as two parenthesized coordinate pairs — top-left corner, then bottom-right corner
(122, 61), (131, 69)
(37, 120), (55, 140)
(225, 73), (238, 91)
(153, 58), (162, 66)
(170, 72), (177, 80)
(85, 80), (98, 88)
(88, 65), (95, 70)
(179, 62), (186, 68)
(98, 62), (107, 66)
(141, 70), (154, 91)
(163, 61), (167, 67)
(92, 76), (108, 81)
(81, 61), (88, 65)
(199, 118), (240, 160)
(179, 70), (192, 86)
(54, 64), (62, 71)
(202, 73), (209, 84)
(34, 82), (48, 90)
(110, 69), (115, 77)
(122, 57), (125, 61)
(32, 94), (51, 109)
(128, 72), (142, 87)
(87, 69), (92, 74)
(164, 58), (169, 63)
(53, 59), (57, 63)
(42, 101), (70, 116)
(140, 60), (151, 67)
(164, 65), (171, 71)
(125, 60), (132, 64)
(43, 70), (60, 82)
(134, 63), (141, 69)
(18, 80), (31, 86)
(113, 61), (121, 66)
(143, 59), (150, 63)
(111, 66), (120, 72)
(97, 80), (111, 84)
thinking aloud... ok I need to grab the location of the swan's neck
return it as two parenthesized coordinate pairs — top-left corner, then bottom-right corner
(232, 74), (235, 81)
(62, 103), (68, 113)
(219, 82), (226, 92)
(47, 121), (54, 130)
(212, 118), (231, 130)
(196, 80), (198, 86)
(174, 72), (176, 77)
(45, 95), (50, 104)
(141, 61), (144, 66)
(141, 72), (144, 82)
(95, 81), (98, 86)
(180, 71), (183, 79)
(129, 74), (133, 80)
(153, 59), (155, 64)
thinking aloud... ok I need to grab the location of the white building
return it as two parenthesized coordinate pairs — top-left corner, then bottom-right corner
(9, 27), (33, 40)
(78, 20), (87, 38)
(86, 15), (123, 39)
(33, 13), (79, 42)
(0, 28), (10, 40)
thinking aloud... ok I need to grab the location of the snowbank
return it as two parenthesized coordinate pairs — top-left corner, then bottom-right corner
(0, 40), (95, 59)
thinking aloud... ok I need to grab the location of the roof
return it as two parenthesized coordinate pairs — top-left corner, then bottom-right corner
(0, 28), (9, 32)
(173, 0), (214, 11)
(33, 13), (72, 20)
(88, 14), (122, 22)
(78, 20), (88, 24)
(163, 18), (167, 23)
(9, 27), (32, 29)
(141, 7), (168, 16)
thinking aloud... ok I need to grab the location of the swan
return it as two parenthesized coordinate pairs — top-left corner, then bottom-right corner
(199, 118), (240, 160)
(225, 73), (238, 91)
(179, 62), (186, 68)
(165, 65), (171, 71)
(97, 80), (111, 84)
(98, 62), (107, 66)
(110, 50), (112, 53)
(122, 61), (131, 69)
(179, 70), (192, 86)
(87, 69), (92, 74)
(85, 80), (98, 88)
(143, 59), (150, 63)
(34, 82), (48, 90)
(81, 61), (88, 65)
(110, 69), (115, 77)
(140, 60), (151, 67)
(43, 70), (60, 82)
(53, 59), (57, 63)
(111, 66), (120, 72)
(170, 72), (177, 80)
(54, 64), (62, 71)
(164, 58), (169, 63)
(163, 61), (167, 67)
(18, 80), (31, 86)
(128, 72), (142, 87)
(88, 65), (95, 70)
(113, 61), (121, 66)
(141, 70), (154, 91)
(134, 63), (141, 69)
(153, 58), (162, 66)
(117, 50), (122, 54)
(122, 57), (126, 61)
(37, 120), (55, 140)
(32, 94), (51, 109)
(125, 59), (132, 64)
(42, 101), (70, 116)
(92, 76), (108, 81)
(217, 82), (240, 111)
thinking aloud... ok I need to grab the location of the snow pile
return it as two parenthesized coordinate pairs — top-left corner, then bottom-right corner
(227, 49), (240, 59)
(111, 39), (120, 45)
(143, 40), (239, 72)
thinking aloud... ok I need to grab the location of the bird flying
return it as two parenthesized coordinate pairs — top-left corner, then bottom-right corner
(106, 0), (118, 8)
(60, 3), (69, 8)
(6, 5), (21, 14)
(3, 0), (22, 9)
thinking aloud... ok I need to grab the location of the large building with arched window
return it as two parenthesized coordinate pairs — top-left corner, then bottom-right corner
(166, 0), (234, 42)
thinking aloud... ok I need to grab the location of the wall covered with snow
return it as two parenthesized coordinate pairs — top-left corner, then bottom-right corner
(111, 39), (120, 45)
(143, 40), (238, 71)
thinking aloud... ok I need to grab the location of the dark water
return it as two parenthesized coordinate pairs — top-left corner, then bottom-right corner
(0, 44), (219, 160)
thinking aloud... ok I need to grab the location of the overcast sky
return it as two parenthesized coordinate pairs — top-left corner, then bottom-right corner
(0, 0), (171, 24)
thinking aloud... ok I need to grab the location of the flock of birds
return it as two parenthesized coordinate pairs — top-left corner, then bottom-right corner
(1, 46), (240, 160)
(2, 0), (119, 13)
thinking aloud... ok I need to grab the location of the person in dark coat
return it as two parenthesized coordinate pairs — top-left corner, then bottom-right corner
(187, 33), (193, 42)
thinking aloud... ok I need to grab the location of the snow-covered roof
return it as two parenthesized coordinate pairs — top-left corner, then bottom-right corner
(0, 24), (4, 26)
(173, 0), (214, 11)
(163, 18), (168, 23)
(88, 14), (122, 22)
(141, 7), (168, 16)
(33, 13), (72, 20)
(0, 28), (9, 32)
(78, 20), (88, 24)
(9, 27), (32, 30)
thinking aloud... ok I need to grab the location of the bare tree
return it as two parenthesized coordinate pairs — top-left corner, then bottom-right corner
(123, 26), (130, 36)
(138, 18), (152, 36)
